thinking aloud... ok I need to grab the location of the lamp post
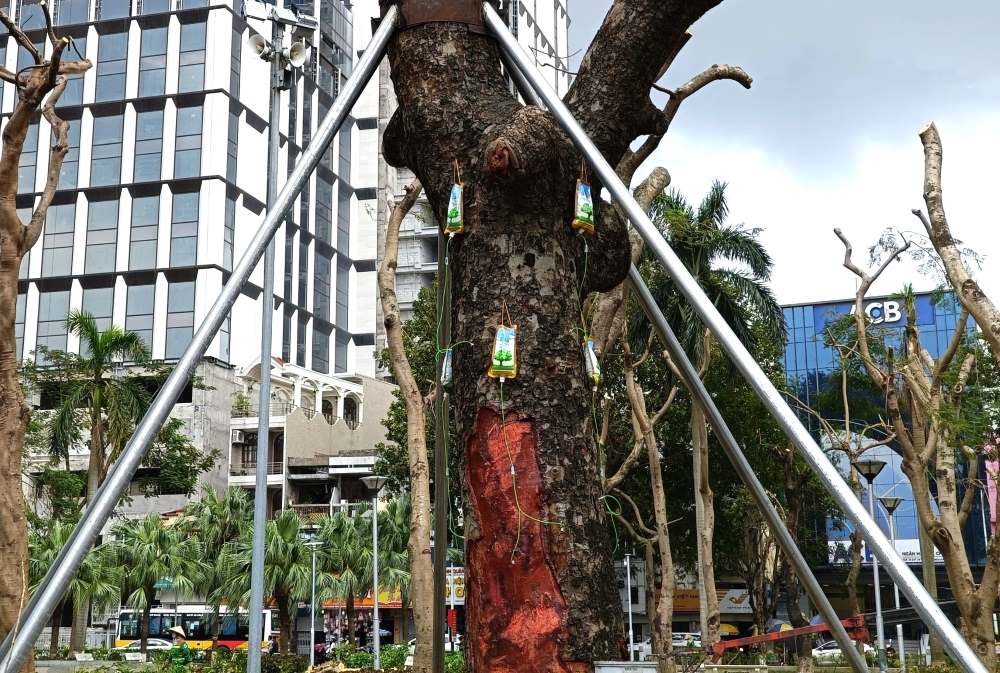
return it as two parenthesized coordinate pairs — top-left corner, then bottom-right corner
(879, 496), (906, 673)
(304, 538), (322, 668)
(857, 459), (888, 673)
(361, 475), (388, 670)
(625, 552), (635, 662)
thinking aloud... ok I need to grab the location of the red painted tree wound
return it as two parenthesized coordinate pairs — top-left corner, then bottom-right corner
(466, 407), (587, 673)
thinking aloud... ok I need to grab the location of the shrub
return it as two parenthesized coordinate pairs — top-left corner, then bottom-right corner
(444, 651), (465, 673)
(342, 650), (374, 669)
(261, 653), (309, 673)
(379, 644), (408, 669)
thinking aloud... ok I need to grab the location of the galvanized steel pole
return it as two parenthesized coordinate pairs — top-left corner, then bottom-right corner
(0, 10), (399, 671)
(248, 19), (283, 673)
(629, 266), (869, 673)
(483, 5), (986, 672)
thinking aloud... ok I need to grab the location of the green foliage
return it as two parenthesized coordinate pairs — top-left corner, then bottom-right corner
(342, 649), (374, 668)
(30, 467), (85, 523)
(146, 419), (220, 497)
(444, 651), (466, 673)
(379, 644), (409, 669)
(260, 653), (308, 673)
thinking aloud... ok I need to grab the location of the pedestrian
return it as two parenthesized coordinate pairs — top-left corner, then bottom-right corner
(166, 627), (192, 673)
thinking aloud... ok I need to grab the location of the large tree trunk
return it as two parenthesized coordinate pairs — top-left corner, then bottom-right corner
(140, 587), (154, 655)
(691, 403), (719, 649)
(346, 596), (356, 647)
(381, 13), (628, 673)
(278, 602), (294, 655)
(378, 180), (434, 672)
(49, 600), (65, 658)
(845, 466), (863, 617)
(70, 421), (105, 653)
(0, 262), (32, 673)
(960, 611), (997, 672)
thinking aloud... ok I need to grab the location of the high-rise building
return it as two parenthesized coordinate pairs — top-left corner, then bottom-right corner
(349, 0), (573, 366)
(5, 0), (389, 520)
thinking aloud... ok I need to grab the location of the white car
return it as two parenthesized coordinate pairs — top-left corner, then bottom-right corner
(812, 640), (874, 663)
(112, 638), (173, 652)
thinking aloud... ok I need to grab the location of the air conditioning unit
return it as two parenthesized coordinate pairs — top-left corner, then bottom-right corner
(231, 430), (246, 445)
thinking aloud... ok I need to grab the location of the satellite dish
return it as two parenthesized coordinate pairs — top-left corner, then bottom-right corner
(286, 41), (308, 69)
(249, 33), (271, 60)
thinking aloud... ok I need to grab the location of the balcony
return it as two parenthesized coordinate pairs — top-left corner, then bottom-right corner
(228, 461), (283, 487)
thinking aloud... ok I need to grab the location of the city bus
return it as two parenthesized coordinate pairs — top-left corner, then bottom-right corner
(114, 606), (274, 651)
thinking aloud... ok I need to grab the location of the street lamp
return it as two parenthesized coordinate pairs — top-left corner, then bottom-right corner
(624, 552), (635, 662)
(304, 537), (322, 668)
(361, 475), (388, 670)
(857, 459), (888, 673)
(879, 495), (906, 673)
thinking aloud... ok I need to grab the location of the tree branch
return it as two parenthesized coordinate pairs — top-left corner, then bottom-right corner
(39, 0), (59, 50)
(565, 0), (723, 166)
(613, 488), (657, 539)
(24, 74), (70, 253)
(915, 122), (1000, 362)
(0, 10), (42, 64)
(931, 308), (969, 392)
(618, 65), (752, 183)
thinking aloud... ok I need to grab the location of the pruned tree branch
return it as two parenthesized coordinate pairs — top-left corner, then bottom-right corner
(914, 122), (1000, 363)
(618, 65), (753, 183)
(24, 74), (70, 253)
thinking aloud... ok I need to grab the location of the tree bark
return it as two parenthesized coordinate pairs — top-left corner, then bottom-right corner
(914, 123), (1000, 363)
(346, 596), (356, 647)
(378, 2), (726, 669)
(140, 585), (154, 655)
(49, 600), (64, 657)
(845, 467), (863, 617)
(691, 340), (719, 650)
(378, 179), (435, 672)
(278, 601), (294, 655)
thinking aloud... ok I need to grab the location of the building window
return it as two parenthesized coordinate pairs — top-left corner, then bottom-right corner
(343, 395), (358, 428)
(85, 198), (119, 274)
(57, 118), (81, 188)
(138, 26), (168, 97)
(297, 239), (308, 307)
(91, 114), (124, 187)
(337, 183), (350, 255)
(170, 191), (198, 266)
(312, 326), (330, 374)
(95, 31), (128, 102)
(223, 192), (235, 271)
(314, 254), (331, 322)
(55, 0), (88, 26)
(335, 256), (348, 328)
(229, 23), (241, 98)
(140, 0), (168, 14)
(126, 284), (154, 349)
(315, 177), (333, 244)
(130, 194), (159, 270)
(166, 280), (195, 359)
(17, 0), (44, 29)
(133, 109), (163, 182)
(338, 126), (351, 184)
(58, 37), (87, 106)
(177, 21), (206, 93)
(335, 330), (348, 373)
(15, 293), (26, 360)
(37, 290), (71, 361)
(296, 313), (307, 366)
(226, 110), (238, 183)
(81, 287), (114, 355)
(219, 312), (231, 363)
(282, 309), (291, 362)
(42, 203), (75, 277)
(173, 105), (202, 179)
(18, 121), (38, 193)
(97, 0), (130, 19)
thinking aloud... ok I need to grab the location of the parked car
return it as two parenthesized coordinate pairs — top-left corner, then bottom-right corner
(812, 640), (874, 663)
(631, 633), (701, 661)
(113, 638), (173, 653)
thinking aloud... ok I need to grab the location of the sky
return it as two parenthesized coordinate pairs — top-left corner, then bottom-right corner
(567, 0), (1000, 305)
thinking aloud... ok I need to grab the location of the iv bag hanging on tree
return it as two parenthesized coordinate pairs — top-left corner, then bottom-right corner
(445, 161), (465, 234)
(488, 325), (518, 380)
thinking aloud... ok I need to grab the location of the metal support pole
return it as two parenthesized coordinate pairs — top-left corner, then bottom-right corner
(625, 553), (635, 662)
(248, 20), (283, 673)
(888, 512), (906, 673)
(0, 10), (400, 672)
(484, 6), (987, 672)
(433, 231), (452, 671)
(373, 492), (381, 670)
(310, 543), (318, 668)
(867, 487), (888, 673)
(629, 266), (870, 673)
(497, 35), (867, 673)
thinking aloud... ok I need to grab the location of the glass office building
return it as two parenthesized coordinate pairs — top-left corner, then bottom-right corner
(5, 0), (376, 375)
(782, 291), (988, 567)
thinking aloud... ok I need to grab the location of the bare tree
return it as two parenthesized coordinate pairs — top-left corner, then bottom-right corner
(836, 229), (998, 668)
(913, 123), (1000, 362)
(0, 4), (91, 658)
(377, 179), (435, 673)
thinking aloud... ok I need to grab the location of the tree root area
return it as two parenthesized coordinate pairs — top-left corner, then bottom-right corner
(465, 408), (586, 673)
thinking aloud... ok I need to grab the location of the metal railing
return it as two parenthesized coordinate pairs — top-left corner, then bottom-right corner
(229, 462), (283, 477)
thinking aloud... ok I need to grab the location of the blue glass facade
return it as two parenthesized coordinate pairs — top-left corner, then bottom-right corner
(781, 292), (988, 566)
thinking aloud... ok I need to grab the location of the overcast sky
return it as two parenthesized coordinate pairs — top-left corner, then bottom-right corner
(567, 0), (1000, 305)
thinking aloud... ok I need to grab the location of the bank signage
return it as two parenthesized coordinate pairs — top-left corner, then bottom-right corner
(813, 294), (938, 331)
(828, 539), (943, 565)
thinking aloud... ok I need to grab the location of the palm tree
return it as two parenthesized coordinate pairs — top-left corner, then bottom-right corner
(318, 509), (372, 647)
(376, 497), (413, 641)
(42, 311), (149, 653)
(641, 181), (784, 648)
(111, 514), (205, 654)
(28, 521), (120, 657)
(222, 509), (319, 653)
(184, 488), (252, 649)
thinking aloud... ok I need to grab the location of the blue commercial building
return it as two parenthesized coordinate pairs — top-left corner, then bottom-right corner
(781, 291), (989, 571)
